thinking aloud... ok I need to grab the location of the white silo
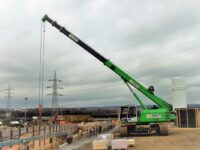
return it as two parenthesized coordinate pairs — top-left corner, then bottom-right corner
(171, 77), (187, 109)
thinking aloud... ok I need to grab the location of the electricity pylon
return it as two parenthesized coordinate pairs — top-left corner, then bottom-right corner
(5, 85), (14, 124)
(47, 71), (63, 116)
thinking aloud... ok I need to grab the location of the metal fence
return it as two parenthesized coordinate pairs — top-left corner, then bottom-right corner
(0, 124), (78, 149)
(176, 108), (200, 128)
(0, 121), (114, 150)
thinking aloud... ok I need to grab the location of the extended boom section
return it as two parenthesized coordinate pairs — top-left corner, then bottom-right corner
(42, 15), (107, 63)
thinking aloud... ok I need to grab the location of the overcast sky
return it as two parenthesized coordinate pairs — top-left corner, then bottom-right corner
(0, 0), (200, 108)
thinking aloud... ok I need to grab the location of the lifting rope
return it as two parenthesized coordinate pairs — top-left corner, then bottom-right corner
(39, 22), (46, 105)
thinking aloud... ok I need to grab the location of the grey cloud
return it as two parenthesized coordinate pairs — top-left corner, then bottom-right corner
(0, 0), (199, 108)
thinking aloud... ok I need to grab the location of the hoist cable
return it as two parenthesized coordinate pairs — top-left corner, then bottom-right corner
(41, 23), (46, 105)
(38, 22), (43, 105)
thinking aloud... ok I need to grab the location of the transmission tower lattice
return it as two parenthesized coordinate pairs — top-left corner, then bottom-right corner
(5, 85), (14, 123)
(47, 71), (63, 115)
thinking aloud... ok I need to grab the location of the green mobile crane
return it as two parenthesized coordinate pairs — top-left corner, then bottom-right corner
(42, 15), (176, 136)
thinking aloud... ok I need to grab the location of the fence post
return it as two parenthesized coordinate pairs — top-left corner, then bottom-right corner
(49, 125), (52, 144)
(10, 127), (13, 140)
(0, 130), (2, 150)
(56, 124), (58, 143)
(38, 125), (41, 147)
(10, 128), (13, 148)
(18, 127), (21, 139)
(0, 131), (2, 142)
(17, 126), (20, 148)
(32, 126), (35, 148)
(67, 125), (69, 134)
(49, 125), (51, 134)
(69, 125), (71, 134)
(26, 126), (28, 133)
(44, 125), (46, 145)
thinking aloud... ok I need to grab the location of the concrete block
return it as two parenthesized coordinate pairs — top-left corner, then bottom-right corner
(98, 134), (113, 140)
(127, 139), (135, 147)
(97, 134), (113, 145)
(111, 139), (127, 150)
(73, 134), (79, 142)
(82, 131), (88, 138)
(92, 140), (109, 150)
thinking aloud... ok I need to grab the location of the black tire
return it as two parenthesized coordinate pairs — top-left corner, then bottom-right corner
(66, 136), (73, 144)
(159, 124), (168, 136)
(119, 126), (128, 137)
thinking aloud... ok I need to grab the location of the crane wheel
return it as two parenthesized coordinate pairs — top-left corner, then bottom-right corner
(119, 126), (128, 137)
(159, 124), (168, 136)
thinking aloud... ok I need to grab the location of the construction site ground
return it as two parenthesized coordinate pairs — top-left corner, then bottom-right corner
(62, 127), (200, 150)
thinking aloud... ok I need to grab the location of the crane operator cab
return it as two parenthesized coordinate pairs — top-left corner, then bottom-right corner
(119, 105), (138, 123)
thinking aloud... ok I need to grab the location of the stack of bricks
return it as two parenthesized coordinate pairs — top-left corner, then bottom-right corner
(127, 139), (135, 147)
(93, 134), (113, 150)
(111, 139), (128, 150)
(92, 139), (110, 150)
(97, 134), (113, 145)
(92, 138), (135, 150)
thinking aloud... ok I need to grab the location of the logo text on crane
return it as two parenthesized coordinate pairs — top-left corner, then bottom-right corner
(69, 34), (79, 42)
(129, 80), (139, 89)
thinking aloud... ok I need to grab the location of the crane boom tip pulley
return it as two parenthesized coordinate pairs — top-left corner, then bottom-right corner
(42, 14), (48, 22)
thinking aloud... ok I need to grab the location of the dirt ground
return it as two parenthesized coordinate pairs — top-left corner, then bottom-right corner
(131, 128), (200, 150)
(64, 127), (200, 150)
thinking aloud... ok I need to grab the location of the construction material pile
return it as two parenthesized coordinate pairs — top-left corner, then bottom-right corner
(70, 121), (113, 143)
(93, 133), (135, 150)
